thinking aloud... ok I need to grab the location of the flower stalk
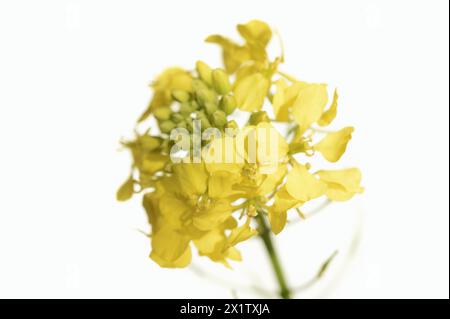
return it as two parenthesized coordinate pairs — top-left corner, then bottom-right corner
(257, 212), (292, 299)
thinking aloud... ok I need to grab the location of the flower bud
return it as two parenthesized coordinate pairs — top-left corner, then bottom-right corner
(171, 113), (185, 123)
(226, 120), (238, 130)
(211, 110), (227, 128)
(194, 110), (207, 119)
(204, 102), (218, 116)
(179, 102), (193, 115)
(190, 100), (200, 110)
(159, 120), (176, 134)
(200, 117), (212, 129)
(153, 107), (171, 120)
(196, 89), (216, 106)
(212, 69), (231, 94)
(249, 111), (270, 125)
(219, 95), (237, 115)
(176, 121), (187, 129)
(192, 78), (209, 92)
(196, 61), (213, 85)
(171, 90), (190, 103)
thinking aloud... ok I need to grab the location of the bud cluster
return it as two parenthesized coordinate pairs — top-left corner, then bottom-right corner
(154, 61), (237, 137)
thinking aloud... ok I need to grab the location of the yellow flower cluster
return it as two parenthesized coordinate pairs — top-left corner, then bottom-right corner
(117, 20), (363, 268)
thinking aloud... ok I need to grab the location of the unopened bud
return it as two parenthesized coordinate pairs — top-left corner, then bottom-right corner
(204, 102), (218, 116)
(153, 107), (171, 120)
(159, 120), (176, 134)
(199, 116), (211, 129)
(212, 69), (231, 94)
(179, 102), (193, 116)
(190, 100), (200, 110)
(219, 95), (237, 115)
(192, 79), (209, 92)
(212, 110), (227, 128)
(196, 61), (213, 85)
(196, 89), (216, 106)
(171, 113), (184, 123)
(249, 111), (270, 125)
(226, 120), (239, 130)
(171, 90), (190, 103)
(177, 121), (187, 129)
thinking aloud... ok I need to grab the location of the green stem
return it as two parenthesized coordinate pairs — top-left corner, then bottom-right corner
(257, 213), (292, 299)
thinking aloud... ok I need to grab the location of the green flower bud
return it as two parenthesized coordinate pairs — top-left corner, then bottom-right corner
(196, 61), (213, 85)
(200, 116), (212, 129)
(212, 69), (231, 94)
(179, 102), (193, 115)
(211, 110), (227, 128)
(171, 90), (190, 103)
(192, 78), (209, 92)
(196, 88), (216, 106)
(171, 113), (185, 123)
(190, 100), (200, 110)
(153, 107), (171, 120)
(219, 95), (237, 115)
(249, 111), (270, 125)
(194, 110), (207, 119)
(204, 102), (218, 116)
(177, 121), (187, 129)
(226, 120), (239, 130)
(159, 120), (176, 134)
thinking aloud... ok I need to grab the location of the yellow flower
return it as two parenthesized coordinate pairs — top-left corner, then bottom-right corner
(206, 20), (272, 74)
(118, 20), (364, 270)
(204, 122), (289, 197)
(144, 163), (257, 268)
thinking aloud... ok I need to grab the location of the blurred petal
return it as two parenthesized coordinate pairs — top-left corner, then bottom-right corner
(315, 127), (354, 162)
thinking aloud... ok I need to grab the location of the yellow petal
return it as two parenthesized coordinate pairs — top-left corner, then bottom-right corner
(225, 246), (242, 261)
(257, 164), (287, 196)
(292, 83), (328, 133)
(272, 186), (303, 212)
(150, 246), (191, 268)
(172, 163), (208, 196)
(208, 171), (241, 199)
(116, 176), (134, 202)
(194, 229), (242, 266)
(315, 127), (354, 162)
(141, 152), (168, 174)
(316, 168), (364, 201)
(150, 226), (191, 268)
(193, 200), (232, 231)
(318, 89), (338, 126)
(272, 80), (310, 121)
(234, 73), (269, 112)
(159, 193), (189, 229)
(272, 79), (290, 121)
(255, 122), (289, 171)
(269, 210), (287, 235)
(286, 164), (327, 201)
(205, 35), (250, 73)
(228, 220), (258, 246)
(194, 229), (225, 255)
(237, 20), (272, 48)
(203, 136), (244, 174)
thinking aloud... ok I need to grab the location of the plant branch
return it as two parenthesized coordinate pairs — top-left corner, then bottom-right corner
(257, 212), (292, 299)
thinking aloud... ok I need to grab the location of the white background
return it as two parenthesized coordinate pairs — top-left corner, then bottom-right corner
(0, 0), (448, 298)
